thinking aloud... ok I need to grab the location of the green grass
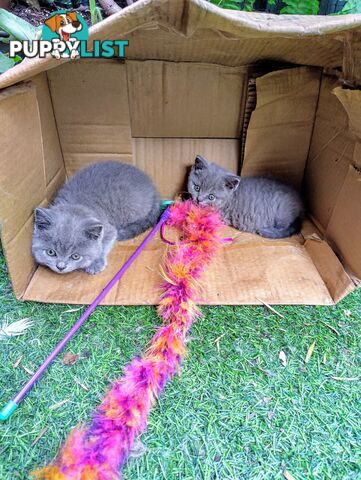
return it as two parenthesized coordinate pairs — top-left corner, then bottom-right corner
(0, 248), (360, 480)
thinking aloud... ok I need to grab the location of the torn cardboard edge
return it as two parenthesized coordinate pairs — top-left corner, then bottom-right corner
(1, 0), (361, 89)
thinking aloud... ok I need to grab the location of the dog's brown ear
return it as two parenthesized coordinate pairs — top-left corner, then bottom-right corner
(44, 15), (59, 32)
(67, 11), (78, 22)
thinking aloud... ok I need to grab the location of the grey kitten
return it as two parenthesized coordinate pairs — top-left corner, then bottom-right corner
(188, 156), (304, 239)
(32, 161), (160, 274)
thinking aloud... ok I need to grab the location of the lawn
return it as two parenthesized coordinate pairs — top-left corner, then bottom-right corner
(0, 247), (360, 480)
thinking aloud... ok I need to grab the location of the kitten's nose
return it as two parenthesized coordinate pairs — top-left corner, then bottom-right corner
(56, 262), (66, 271)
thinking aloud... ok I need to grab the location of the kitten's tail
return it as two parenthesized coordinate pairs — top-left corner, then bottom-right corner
(258, 217), (303, 239)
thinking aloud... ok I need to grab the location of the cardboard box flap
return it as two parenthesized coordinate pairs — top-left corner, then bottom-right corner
(326, 165), (361, 279)
(1, 0), (361, 89)
(304, 77), (354, 230)
(305, 238), (354, 303)
(333, 86), (361, 140)
(242, 66), (321, 189)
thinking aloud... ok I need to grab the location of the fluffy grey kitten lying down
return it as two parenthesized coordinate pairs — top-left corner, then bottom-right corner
(32, 161), (160, 274)
(188, 155), (304, 239)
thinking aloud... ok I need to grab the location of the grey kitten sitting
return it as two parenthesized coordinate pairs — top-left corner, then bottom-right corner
(32, 161), (160, 274)
(188, 156), (304, 239)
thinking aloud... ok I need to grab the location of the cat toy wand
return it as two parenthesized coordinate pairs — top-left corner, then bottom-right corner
(0, 204), (173, 422)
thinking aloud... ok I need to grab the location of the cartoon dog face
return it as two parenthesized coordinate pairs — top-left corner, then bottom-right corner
(44, 12), (82, 42)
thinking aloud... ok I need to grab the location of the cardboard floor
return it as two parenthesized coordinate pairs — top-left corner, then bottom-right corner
(22, 221), (343, 306)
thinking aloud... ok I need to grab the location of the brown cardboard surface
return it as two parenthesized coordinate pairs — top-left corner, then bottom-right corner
(0, 84), (45, 244)
(0, 84), (45, 296)
(124, 27), (342, 69)
(305, 239), (354, 303)
(242, 67), (321, 189)
(333, 87), (361, 139)
(304, 76), (354, 229)
(326, 166), (361, 279)
(4, 217), (37, 300)
(23, 226), (333, 305)
(133, 138), (240, 197)
(1, 0), (361, 89)
(127, 61), (247, 138)
(47, 60), (132, 177)
(31, 73), (65, 186)
(342, 30), (361, 86)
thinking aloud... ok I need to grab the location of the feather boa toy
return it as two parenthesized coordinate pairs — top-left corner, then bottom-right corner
(33, 200), (226, 480)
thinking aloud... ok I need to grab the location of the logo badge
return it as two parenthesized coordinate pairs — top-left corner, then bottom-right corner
(9, 11), (128, 60)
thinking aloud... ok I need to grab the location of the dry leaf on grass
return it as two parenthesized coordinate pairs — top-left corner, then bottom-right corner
(343, 309), (352, 317)
(319, 320), (340, 336)
(22, 365), (35, 375)
(62, 352), (80, 366)
(283, 470), (296, 480)
(214, 333), (225, 353)
(61, 307), (83, 315)
(49, 399), (70, 411)
(13, 354), (24, 368)
(322, 354), (327, 365)
(0, 318), (33, 340)
(75, 379), (89, 391)
(304, 341), (316, 363)
(331, 376), (360, 381)
(279, 350), (287, 367)
(257, 298), (284, 318)
(32, 427), (48, 447)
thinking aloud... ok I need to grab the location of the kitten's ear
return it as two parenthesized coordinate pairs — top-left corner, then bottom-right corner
(194, 155), (209, 171)
(224, 175), (240, 191)
(34, 208), (52, 230)
(84, 223), (103, 240)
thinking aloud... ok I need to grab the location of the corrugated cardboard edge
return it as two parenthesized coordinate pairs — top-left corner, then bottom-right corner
(1, 0), (361, 89)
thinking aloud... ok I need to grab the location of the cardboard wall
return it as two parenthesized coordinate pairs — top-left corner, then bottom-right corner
(47, 59), (244, 197)
(304, 75), (353, 229)
(304, 79), (361, 279)
(127, 61), (247, 138)
(47, 60), (133, 177)
(133, 138), (239, 197)
(242, 67), (322, 189)
(0, 79), (65, 297)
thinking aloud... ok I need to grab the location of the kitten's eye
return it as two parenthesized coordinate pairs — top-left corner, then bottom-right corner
(194, 185), (200, 192)
(46, 249), (56, 257)
(70, 253), (81, 261)
(208, 194), (215, 201)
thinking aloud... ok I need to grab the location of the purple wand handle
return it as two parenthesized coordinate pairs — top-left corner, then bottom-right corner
(0, 208), (170, 420)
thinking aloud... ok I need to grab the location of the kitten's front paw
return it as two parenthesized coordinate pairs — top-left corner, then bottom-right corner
(84, 258), (107, 275)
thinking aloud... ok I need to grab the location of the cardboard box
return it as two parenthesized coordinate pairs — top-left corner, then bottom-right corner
(0, 0), (360, 305)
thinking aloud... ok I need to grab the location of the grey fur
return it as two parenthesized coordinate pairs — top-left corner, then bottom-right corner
(188, 156), (304, 239)
(32, 161), (160, 274)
